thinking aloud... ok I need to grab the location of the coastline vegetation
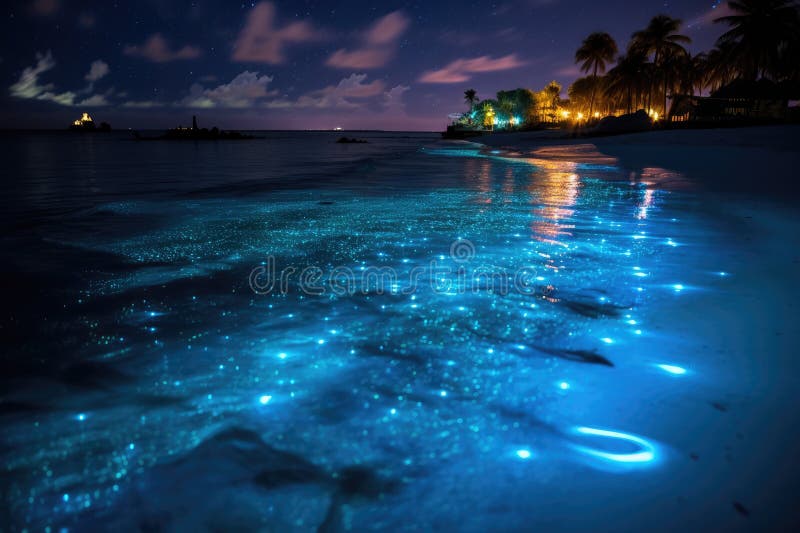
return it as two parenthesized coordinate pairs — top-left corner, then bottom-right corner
(453, 0), (800, 132)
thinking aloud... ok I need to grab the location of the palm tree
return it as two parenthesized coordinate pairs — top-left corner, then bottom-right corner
(632, 15), (691, 114)
(575, 32), (618, 116)
(714, 0), (800, 81)
(705, 41), (739, 91)
(690, 52), (710, 95)
(464, 89), (478, 112)
(605, 50), (649, 113)
(659, 46), (690, 114)
(498, 97), (514, 125)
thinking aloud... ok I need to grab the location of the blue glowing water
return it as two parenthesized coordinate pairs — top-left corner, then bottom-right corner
(1, 130), (799, 530)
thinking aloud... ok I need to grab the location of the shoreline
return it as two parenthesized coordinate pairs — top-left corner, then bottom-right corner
(467, 124), (800, 199)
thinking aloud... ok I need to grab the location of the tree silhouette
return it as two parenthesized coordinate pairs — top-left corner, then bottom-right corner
(464, 89), (478, 112)
(575, 32), (618, 116)
(714, 0), (800, 81)
(632, 15), (691, 113)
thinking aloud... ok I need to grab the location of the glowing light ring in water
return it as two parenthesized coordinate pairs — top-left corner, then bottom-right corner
(571, 426), (657, 465)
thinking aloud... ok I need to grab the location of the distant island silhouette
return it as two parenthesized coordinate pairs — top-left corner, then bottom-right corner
(133, 115), (255, 141)
(69, 112), (111, 132)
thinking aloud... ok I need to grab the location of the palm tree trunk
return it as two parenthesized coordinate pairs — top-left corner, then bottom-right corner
(588, 63), (598, 117)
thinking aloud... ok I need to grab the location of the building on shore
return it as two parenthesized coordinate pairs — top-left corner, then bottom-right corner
(670, 79), (798, 123)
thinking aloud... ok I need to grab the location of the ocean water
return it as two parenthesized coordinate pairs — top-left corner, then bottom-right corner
(1, 130), (799, 531)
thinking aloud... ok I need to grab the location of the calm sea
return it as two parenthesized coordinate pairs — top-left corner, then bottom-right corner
(1, 129), (799, 531)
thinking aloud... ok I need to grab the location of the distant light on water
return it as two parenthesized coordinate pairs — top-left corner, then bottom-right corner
(259, 395), (273, 405)
(558, 381), (570, 390)
(656, 364), (687, 375)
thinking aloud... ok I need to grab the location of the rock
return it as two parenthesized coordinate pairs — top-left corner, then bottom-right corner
(593, 109), (653, 135)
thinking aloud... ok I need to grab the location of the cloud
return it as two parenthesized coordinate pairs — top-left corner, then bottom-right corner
(326, 48), (392, 70)
(8, 51), (75, 105)
(554, 64), (581, 79)
(383, 84), (410, 112)
(262, 74), (387, 110)
(31, 0), (60, 16)
(10, 50), (56, 99)
(122, 100), (165, 108)
(76, 94), (110, 106)
(38, 90), (77, 106)
(10, 52), (113, 107)
(326, 11), (409, 69)
(233, 2), (322, 64)
(294, 73), (385, 109)
(180, 71), (277, 108)
(363, 11), (410, 45)
(124, 34), (201, 63)
(85, 60), (109, 82)
(418, 54), (525, 83)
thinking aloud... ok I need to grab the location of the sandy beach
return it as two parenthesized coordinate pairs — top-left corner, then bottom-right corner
(473, 125), (800, 198)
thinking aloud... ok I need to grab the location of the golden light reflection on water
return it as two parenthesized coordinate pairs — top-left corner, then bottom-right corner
(466, 143), (688, 241)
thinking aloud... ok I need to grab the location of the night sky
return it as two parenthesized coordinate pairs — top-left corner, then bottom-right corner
(2, 0), (729, 130)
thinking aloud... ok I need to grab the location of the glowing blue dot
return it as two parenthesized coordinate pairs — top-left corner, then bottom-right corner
(63, 494), (69, 502)
(278, 352), (287, 359)
(633, 272), (648, 278)
(487, 348), (494, 354)
(656, 364), (687, 375)
(601, 337), (614, 344)
(516, 449), (532, 459)
(673, 284), (684, 291)
(259, 395), (273, 405)
(627, 319), (637, 325)
(439, 390), (448, 397)
(129, 443), (135, 450)
(718, 271), (728, 277)
(634, 329), (642, 335)
(317, 339), (325, 345)
(559, 381), (570, 390)
(390, 408), (397, 415)
(76, 413), (86, 422)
